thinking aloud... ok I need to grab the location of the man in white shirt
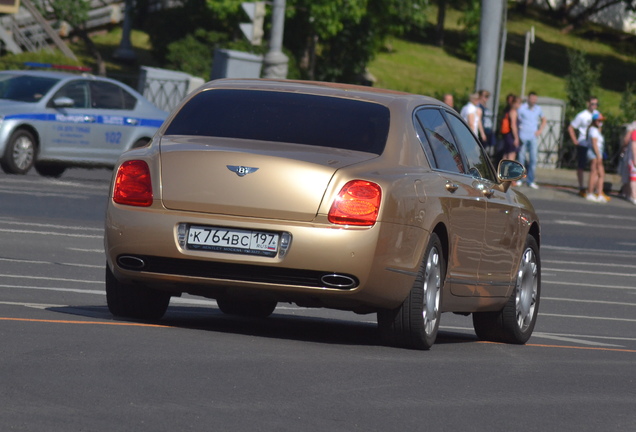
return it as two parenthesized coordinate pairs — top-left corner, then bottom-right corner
(460, 92), (486, 142)
(567, 97), (599, 196)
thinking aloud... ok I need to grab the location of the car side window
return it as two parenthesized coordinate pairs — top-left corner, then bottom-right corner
(89, 81), (137, 110)
(49, 80), (89, 108)
(415, 108), (465, 174)
(445, 112), (496, 181)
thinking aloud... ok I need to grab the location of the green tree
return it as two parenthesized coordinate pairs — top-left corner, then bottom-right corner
(457, 0), (480, 61)
(284, 0), (429, 82)
(619, 82), (636, 123)
(40, 0), (106, 75)
(564, 49), (601, 120)
(145, 0), (428, 83)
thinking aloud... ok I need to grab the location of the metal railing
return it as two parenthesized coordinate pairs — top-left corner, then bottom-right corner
(140, 77), (189, 112)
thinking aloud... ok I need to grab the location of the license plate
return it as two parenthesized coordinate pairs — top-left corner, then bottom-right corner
(186, 225), (279, 257)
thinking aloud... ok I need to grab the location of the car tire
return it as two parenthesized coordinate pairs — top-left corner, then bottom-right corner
(34, 163), (66, 178)
(105, 265), (170, 320)
(1, 129), (36, 174)
(472, 235), (540, 344)
(216, 297), (277, 318)
(378, 233), (444, 350)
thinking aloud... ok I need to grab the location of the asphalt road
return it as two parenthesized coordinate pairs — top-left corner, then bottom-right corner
(1, 168), (635, 431)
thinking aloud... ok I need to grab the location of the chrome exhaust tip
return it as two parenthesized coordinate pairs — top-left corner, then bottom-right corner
(117, 255), (146, 270)
(320, 274), (357, 289)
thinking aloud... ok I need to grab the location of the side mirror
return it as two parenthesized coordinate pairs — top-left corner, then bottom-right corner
(52, 97), (74, 108)
(497, 159), (526, 182)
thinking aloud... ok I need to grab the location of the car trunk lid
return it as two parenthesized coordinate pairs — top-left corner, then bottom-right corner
(159, 136), (377, 221)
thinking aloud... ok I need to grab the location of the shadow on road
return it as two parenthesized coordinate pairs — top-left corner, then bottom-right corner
(48, 304), (479, 348)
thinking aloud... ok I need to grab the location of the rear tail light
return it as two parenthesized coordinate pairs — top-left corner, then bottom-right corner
(113, 160), (153, 207)
(328, 180), (381, 226)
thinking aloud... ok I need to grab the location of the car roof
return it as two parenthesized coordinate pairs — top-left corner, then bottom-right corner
(204, 78), (443, 108)
(0, 70), (135, 88)
(0, 69), (89, 80)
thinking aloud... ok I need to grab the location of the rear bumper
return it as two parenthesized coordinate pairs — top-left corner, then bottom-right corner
(105, 202), (427, 311)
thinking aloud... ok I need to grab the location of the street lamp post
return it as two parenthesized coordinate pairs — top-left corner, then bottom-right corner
(114, 0), (136, 62)
(521, 26), (535, 99)
(262, 0), (288, 79)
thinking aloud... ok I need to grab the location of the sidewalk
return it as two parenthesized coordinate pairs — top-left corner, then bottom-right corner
(534, 166), (621, 191)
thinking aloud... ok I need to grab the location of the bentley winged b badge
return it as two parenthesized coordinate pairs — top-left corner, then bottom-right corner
(226, 165), (259, 177)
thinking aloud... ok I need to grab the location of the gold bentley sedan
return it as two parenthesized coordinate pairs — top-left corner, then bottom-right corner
(104, 79), (540, 350)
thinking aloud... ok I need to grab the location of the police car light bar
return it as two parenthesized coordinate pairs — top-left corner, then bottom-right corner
(23, 62), (92, 72)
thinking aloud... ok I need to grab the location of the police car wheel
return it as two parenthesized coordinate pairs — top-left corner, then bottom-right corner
(1, 129), (36, 175)
(34, 163), (66, 178)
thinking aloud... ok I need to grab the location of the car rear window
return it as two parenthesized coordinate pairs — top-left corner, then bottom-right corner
(164, 89), (390, 155)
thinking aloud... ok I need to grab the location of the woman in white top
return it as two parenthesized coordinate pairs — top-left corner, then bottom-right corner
(586, 113), (607, 202)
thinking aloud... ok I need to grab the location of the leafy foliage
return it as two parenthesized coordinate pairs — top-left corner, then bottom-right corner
(143, 0), (218, 63)
(284, 0), (429, 82)
(39, 0), (106, 75)
(564, 49), (601, 120)
(143, 0), (429, 83)
(40, 0), (90, 27)
(619, 82), (636, 123)
(165, 30), (228, 78)
(457, 0), (480, 61)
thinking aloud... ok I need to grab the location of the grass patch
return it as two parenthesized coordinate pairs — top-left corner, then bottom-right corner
(368, 8), (636, 114)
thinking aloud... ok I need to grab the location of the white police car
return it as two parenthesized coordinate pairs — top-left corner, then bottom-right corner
(0, 70), (168, 177)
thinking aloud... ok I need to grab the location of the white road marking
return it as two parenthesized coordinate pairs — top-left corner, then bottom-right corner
(0, 274), (102, 284)
(0, 228), (102, 239)
(0, 285), (104, 294)
(543, 296), (636, 307)
(0, 257), (102, 268)
(544, 260), (636, 270)
(0, 220), (102, 232)
(540, 313), (636, 323)
(542, 244), (636, 258)
(544, 280), (636, 291)
(0, 301), (66, 309)
(441, 326), (632, 347)
(543, 267), (636, 278)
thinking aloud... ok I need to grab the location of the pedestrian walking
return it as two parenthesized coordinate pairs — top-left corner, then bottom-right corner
(585, 112), (609, 203)
(516, 92), (546, 189)
(623, 123), (636, 205)
(500, 95), (521, 161)
(619, 120), (636, 199)
(567, 97), (599, 197)
(478, 89), (494, 148)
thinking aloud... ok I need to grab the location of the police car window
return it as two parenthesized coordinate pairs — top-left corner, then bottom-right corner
(445, 113), (496, 181)
(0, 75), (59, 103)
(415, 108), (465, 174)
(50, 81), (89, 108)
(90, 81), (136, 110)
